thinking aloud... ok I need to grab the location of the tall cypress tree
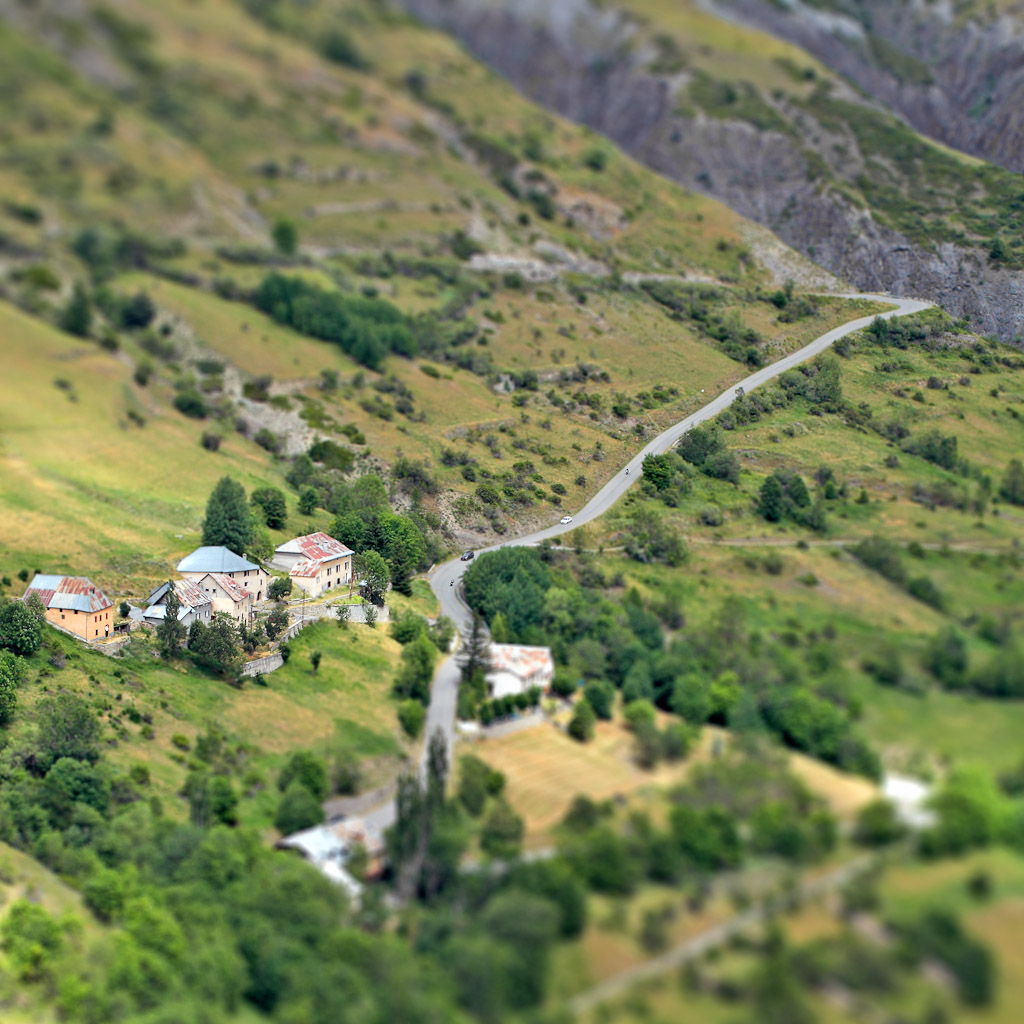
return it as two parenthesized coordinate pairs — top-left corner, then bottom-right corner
(202, 477), (251, 555)
(758, 475), (784, 523)
(457, 613), (491, 693)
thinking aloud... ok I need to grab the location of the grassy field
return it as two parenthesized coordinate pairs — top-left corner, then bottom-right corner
(0, 302), (335, 597)
(472, 719), (878, 848)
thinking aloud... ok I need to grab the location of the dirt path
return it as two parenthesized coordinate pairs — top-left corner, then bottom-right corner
(567, 852), (879, 1015)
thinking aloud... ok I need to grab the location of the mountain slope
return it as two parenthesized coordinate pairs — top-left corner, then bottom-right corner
(0, 0), (879, 587)
(395, 0), (1024, 343)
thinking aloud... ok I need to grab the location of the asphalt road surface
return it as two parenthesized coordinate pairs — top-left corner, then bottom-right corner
(363, 293), (932, 831)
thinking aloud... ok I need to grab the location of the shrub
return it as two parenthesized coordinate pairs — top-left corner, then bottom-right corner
(320, 29), (369, 69)
(173, 390), (207, 419)
(254, 428), (280, 454)
(854, 799), (906, 846)
(583, 680), (614, 720)
(623, 699), (657, 730)
(200, 431), (222, 452)
(397, 698), (426, 738)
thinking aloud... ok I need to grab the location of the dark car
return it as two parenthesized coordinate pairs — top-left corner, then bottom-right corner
(460, 550), (475, 561)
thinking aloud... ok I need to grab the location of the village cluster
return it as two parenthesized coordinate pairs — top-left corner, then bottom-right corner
(23, 531), (355, 642)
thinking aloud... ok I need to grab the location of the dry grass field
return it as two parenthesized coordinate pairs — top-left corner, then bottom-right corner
(471, 719), (878, 846)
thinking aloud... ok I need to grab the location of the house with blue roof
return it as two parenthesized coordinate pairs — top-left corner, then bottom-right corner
(176, 546), (270, 620)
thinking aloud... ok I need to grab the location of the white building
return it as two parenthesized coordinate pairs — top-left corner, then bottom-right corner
(272, 532), (354, 598)
(487, 644), (555, 699)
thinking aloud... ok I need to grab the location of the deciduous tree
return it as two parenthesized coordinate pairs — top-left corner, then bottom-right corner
(0, 599), (41, 657)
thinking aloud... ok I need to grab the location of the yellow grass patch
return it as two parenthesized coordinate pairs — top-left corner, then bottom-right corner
(473, 720), (879, 845)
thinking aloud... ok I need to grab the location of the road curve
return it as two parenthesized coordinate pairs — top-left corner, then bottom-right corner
(365, 293), (931, 826)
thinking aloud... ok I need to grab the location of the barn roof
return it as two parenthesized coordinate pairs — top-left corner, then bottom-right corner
(489, 644), (554, 680)
(147, 578), (211, 611)
(25, 575), (112, 613)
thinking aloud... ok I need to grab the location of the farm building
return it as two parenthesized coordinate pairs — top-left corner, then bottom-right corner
(176, 546), (270, 604)
(24, 574), (114, 641)
(488, 644), (555, 699)
(144, 578), (212, 628)
(272, 532), (353, 598)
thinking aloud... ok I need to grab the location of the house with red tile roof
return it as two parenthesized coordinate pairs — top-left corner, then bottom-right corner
(272, 532), (353, 598)
(194, 572), (259, 623)
(487, 644), (555, 699)
(24, 574), (114, 641)
(144, 579), (213, 628)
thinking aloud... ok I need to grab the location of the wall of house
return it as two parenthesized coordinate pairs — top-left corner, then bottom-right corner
(290, 556), (351, 599)
(208, 595), (251, 622)
(488, 670), (527, 700)
(291, 574), (322, 598)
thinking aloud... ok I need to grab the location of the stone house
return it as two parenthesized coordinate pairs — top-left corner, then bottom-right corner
(176, 546), (270, 606)
(24, 574), (115, 641)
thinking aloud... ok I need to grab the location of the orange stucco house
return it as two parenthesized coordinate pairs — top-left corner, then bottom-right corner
(24, 574), (115, 641)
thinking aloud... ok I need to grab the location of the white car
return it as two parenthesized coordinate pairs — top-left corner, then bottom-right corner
(559, 515), (573, 525)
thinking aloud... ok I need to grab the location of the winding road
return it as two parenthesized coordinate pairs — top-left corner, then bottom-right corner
(363, 293), (932, 830)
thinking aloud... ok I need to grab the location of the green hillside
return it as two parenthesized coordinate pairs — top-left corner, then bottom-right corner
(2, 3), (1024, 1024)
(0, 0), (881, 593)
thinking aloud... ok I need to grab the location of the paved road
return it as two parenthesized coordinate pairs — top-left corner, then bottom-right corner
(363, 293), (932, 832)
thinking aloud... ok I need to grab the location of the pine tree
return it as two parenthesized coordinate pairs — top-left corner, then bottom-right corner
(758, 475), (784, 522)
(156, 584), (187, 658)
(202, 476), (251, 555)
(457, 613), (491, 691)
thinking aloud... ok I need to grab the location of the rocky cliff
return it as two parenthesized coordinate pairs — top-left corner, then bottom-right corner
(708, 0), (1024, 175)
(397, 0), (1024, 343)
